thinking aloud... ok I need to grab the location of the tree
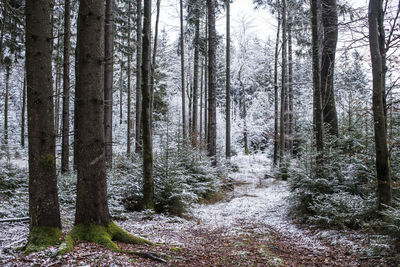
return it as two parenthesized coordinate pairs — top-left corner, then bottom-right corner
(273, 2), (281, 167)
(368, 0), (391, 210)
(311, 0), (323, 166)
(207, 0), (217, 165)
(135, 0), (142, 153)
(3, 56), (10, 145)
(25, 0), (61, 252)
(225, 0), (231, 159)
(61, 0), (71, 173)
(320, 0), (339, 137)
(180, 0), (187, 140)
(126, 1), (132, 155)
(104, 0), (114, 167)
(279, 0), (287, 165)
(192, 0), (200, 147)
(141, 0), (154, 209)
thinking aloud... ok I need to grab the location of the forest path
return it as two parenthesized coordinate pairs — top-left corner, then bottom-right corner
(1, 154), (389, 266)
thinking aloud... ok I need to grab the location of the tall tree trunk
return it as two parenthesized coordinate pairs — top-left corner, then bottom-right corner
(321, 0), (339, 137)
(311, 0), (324, 166)
(104, 0), (114, 167)
(288, 17), (294, 155)
(0, 0), (7, 65)
(135, 0), (142, 153)
(192, 3), (200, 147)
(368, 0), (391, 209)
(273, 4), (281, 168)
(4, 64), (9, 145)
(61, 0), (71, 173)
(26, 0), (61, 233)
(238, 67), (248, 155)
(151, 0), (161, 120)
(225, 0), (231, 159)
(73, 20), (80, 171)
(200, 59), (203, 149)
(120, 61), (123, 125)
(279, 0), (287, 164)
(75, 0), (110, 225)
(54, 34), (62, 140)
(207, 0), (217, 165)
(141, 0), (154, 209)
(21, 68), (26, 147)
(180, 0), (186, 140)
(204, 15), (208, 152)
(127, 1), (132, 156)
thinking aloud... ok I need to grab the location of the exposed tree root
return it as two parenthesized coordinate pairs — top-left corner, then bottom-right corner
(24, 226), (62, 255)
(61, 221), (155, 253)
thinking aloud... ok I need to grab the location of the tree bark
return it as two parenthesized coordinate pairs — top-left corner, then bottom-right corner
(4, 63), (9, 145)
(225, 0), (231, 159)
(288, 17), (294, 155)
(21, 68), (26, 147)
(207, 0), (217, 165)
(61, 0), (71, 173)
(311, 0), (324, 165)
(26, 0), (61, 228)
(75, 0), (110, 225)
(180, 0), (186, 140)
(200, 59), (203, 149)
(127, 1), (132, 156)
(279, 0), (287, 164)
(368, 0), (391, 209)
(273, 4), (280, 168)
(104, 0), (114, 167)
(321, 0), (339, 137)
(120, 61), (123, 125)
(141, 0), (154, 209)
(192, 2), (200, 147)
(135, 0), (142, 153)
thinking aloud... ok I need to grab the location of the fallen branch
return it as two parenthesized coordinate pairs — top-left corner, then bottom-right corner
(123, 250), (167, 263)
(0, 217), (29, 223)
(359, 256), (382, 260)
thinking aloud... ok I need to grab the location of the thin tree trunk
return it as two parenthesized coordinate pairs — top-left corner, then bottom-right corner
(54, 34), (62, 140)
(279, 0), (287, 165)
(26, 0), (61, 228)
(200, 59), (203, 150)
(288, 17), (294, 155)
(61, 0), (71, 173)
(225, 0), (231, 159)
(321, 0), (339, 137)
(104, 0), (114, 167)
(273, 4), (280, 168)
(73, 19), (80, 171)
(207, 0), (217, 166)
(180, 0), (186, 140)
(150, 0), (161, 128)
(120, 61), (123, 125)
(311, 0), (324, 166)
(368, 0), (391, 209)
(127, 1), (132, 156)
(75, 0), (110, 225)
(135, 0), (142, 153)
(0, 0), (8, 64)
(141, 0), (154, 209)
(21, 68), (26, 147)
(192, 2), (200, 147)
(4, 64), (10, 145)
(238, 67), (248, 155)
(204, 15), (208, 152)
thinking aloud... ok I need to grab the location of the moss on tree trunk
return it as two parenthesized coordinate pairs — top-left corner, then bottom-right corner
(24, 226), (62, 255)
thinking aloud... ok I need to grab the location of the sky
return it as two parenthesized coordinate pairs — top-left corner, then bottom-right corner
(156, 0), (277, 43)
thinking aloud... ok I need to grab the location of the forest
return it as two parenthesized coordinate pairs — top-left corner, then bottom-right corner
(0, 0), (400, 265)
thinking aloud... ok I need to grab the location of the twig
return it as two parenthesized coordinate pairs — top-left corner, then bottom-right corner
(0, 217), (29, 223)
(123, 250), (167, 263)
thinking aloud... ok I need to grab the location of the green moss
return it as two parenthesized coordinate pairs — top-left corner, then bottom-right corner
(58, 234), (74, 254)
(40, 154), (55, 169)
(24, 226), (62, 255)
(69, 221), (155, 252)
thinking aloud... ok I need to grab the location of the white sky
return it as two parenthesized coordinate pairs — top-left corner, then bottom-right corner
(156, 0), (276, 43)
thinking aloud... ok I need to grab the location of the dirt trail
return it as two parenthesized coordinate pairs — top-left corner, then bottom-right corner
(0, 154), (391, 266)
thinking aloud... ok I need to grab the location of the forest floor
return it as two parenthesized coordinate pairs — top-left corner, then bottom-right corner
(0, 154), (394, 266)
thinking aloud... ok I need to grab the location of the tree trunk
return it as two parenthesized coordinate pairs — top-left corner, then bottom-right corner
(321, 0), (339, 137)
(311, 0), (324, 165)
(54, 34), (62, 140)
(120, 61), (123, 125)
(21, 68), (26, 147)
(61, 0), (71, 173)
(104, 0), (114, 167)
(225, 0), (231, 159)
(192, 4), (200, 147)
(238, 67), (248, 155)
(288, 17), (294, 155)
(200, 59), (203, 150)
(279, 0), (287, 164)
(180, 0), (186, 140)
(127, 1), (132, 156)
(75, 0), (110, 225)
(207, 0), (217, 165)
(73, 20), (80, 171)
(135, 0), (142, 153)
(26, 0), (61, 228)
(141, 0), (154, 210)
(4, 64), (9, 145)
(150, 0), (161, 129)
(0, 0), (7, 64)
(368, 0), (391, 209)
(273, 4), (280, 168)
